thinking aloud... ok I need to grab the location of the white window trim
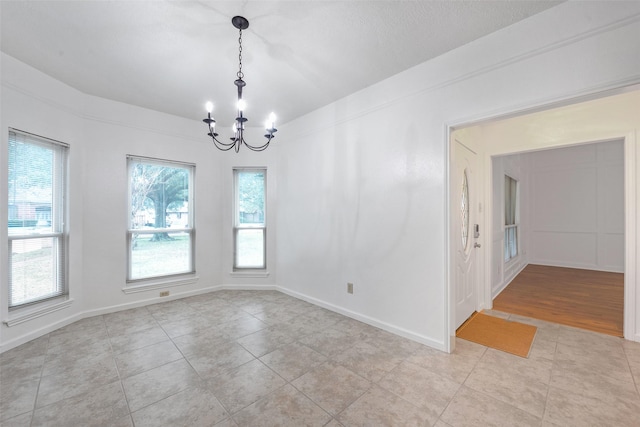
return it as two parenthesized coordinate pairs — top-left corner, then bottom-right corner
(233, 167), (267, 270)
(7, 128), (69, 310)
(504, 174), (519, 263)
(4, 297), (73, 327)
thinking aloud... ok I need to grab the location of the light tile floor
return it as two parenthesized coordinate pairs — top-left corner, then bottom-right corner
(2, 290), (640, 426)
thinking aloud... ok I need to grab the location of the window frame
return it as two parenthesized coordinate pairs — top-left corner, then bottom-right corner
(233, 167), (267, 270)
(126, 155), (195, 283)
(7, 129), (69, 310)
(504, 174), (519, 263)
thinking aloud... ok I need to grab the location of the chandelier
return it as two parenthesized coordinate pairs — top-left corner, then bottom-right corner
(203, 16), (277, 152)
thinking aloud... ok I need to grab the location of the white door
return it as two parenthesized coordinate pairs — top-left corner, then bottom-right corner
(454, 141), (479, 329)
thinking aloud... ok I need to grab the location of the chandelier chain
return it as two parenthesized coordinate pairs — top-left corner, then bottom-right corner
(237, 29), (244, 80)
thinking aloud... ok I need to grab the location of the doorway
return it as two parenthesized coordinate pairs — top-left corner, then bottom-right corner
(490, 140), (625, 337)
(448, 88), (639, 348)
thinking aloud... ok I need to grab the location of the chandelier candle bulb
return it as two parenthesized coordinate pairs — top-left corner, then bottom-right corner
(201, 15), (278, 153)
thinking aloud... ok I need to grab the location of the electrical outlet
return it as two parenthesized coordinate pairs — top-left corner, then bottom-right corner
(159, 291), (170, 297)
(347, 282), (353, 294)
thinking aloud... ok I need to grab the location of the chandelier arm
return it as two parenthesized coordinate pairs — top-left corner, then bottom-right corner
(241, 134), (275, 152)
(208, 133), (238, 151)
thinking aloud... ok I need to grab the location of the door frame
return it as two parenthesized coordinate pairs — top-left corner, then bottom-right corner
(445, 89), (638, 353)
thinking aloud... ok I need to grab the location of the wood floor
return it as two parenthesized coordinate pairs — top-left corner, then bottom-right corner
(493, 264), (624, 337)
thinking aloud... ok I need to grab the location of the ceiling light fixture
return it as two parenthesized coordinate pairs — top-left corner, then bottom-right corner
(203, 16), (277, 152)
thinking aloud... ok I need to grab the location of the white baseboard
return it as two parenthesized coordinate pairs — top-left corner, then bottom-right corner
(492, 262), (529, 299)
(0, 312), (84, 354)
(276, 287), (447, 352)
(2, 283), (447, 353)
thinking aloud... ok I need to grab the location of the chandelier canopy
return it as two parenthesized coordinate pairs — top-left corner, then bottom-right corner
(203, 16), (277, 152)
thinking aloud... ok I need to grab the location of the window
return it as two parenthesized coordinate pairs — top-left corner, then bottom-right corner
(504, 175), (518, 262)
(8, 130), (68, 308)
(234, 168), (266, 269)
(461, 169), (470, 250)
(127, 156), (194, 282)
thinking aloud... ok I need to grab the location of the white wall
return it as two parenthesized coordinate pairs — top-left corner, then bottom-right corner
(529, 141), (624, 272)
(276, 2), (640, 349)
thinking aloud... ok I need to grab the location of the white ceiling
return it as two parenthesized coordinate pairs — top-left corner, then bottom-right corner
(1, 1), (563, 127)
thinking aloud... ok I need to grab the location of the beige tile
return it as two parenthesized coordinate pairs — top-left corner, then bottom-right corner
(298, 328), (361, 358)
(478, 348), (553, 383)
(555, 325), (624, 353)
(185, 341), (256, 379)
(378, 361), (459, 425)
(337, 385), (430, 426)
(544, 385), (640, 426)
(109, 324), (170, 355)
(236, 326), (295, 357)
(623, 339), (640, 384)
(104, 308), (158, 336)
(213, 418), (238, 427)
(0, 411), (33, 427)
(146, 299), (198, 322)
(528, 335), (557, 360)
(131, 385), (229, 427)
(122, 358), (200, 412)
(361, 328), (424, 358)
(31, 381), (129, 427)
(198, 306), (254, 326)
(171, 329), (233, 356)
(207, 359), (286, 414)
(47, 323), (110, 349)
(440, 385), (541, 426)
(291, 361), (371, 416)
(405, 338), (485, 383)
(333, 341), (404, 382)
(550, 359), (638, 408)
(115, 340), (183, 378)
(156, 313), (216, 338)
(49, 316), (106, 337)
(253, 307), (300, 325)
(0, 378), (39, 422)
(260, 342), (327, 381)
(217, 316), (268, 339)
(0, 335), (49, 364)
(36, 354), (119, 408)
(464, 354), (549, 418)
(233, 384), (332, 426)
(0, 352), (45, 383)
(43, 337), (113, 376)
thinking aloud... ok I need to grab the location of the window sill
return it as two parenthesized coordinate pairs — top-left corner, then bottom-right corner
(230, 271), (270, 278)
(4, 297), (74, 327)
(123, 275), (199, 294)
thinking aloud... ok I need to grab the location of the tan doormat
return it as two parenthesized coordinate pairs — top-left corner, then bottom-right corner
(456, 312), (537, 358)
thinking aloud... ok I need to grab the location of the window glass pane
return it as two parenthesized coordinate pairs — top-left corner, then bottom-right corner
(504, 231), (510, 262)
(235, 229), (265, 268)
(237, 171), (265, 225)
(461, 170), (469, 250)
(9, 237), (61, 306)
(128, 157), (194, 281)
(130, 231), (192, 280)
(509, 227), (518, 259)
(130, 162), (190, 230)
